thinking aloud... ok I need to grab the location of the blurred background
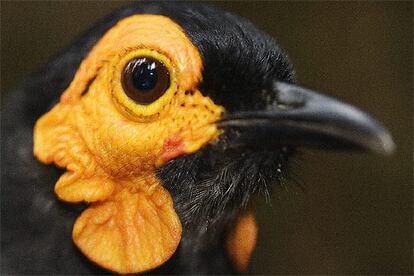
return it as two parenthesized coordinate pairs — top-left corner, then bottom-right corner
(1, 1), (412, 274)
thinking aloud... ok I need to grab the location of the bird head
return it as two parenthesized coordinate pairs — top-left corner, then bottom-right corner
(33, 3), (394, 274)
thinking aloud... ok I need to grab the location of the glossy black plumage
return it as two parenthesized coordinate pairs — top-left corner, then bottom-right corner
(1, 2), (295, 274)
(1, 1), (394, 275)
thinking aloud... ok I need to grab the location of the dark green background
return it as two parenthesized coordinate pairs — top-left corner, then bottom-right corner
(1, 1), (412, 274)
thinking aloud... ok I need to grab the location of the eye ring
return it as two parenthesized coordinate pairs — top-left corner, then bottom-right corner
(112, 49), (177, 120)
(121, 57), (170, 105)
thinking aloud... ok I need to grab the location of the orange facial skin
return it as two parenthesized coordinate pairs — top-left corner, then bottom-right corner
(34, 15), (223, 274)
(226, 210), (258, 273)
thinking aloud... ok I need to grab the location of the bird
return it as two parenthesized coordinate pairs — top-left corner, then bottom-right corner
(1, 2), (395, 275)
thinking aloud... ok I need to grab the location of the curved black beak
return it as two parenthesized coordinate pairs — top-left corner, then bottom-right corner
(218, 82), (395, 155)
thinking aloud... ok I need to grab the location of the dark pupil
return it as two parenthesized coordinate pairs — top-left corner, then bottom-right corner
(122, 57), (170, 105)
(132, 60), (157, 90)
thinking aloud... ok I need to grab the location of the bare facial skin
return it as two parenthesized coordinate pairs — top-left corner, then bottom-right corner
(34, 15), (223, 274)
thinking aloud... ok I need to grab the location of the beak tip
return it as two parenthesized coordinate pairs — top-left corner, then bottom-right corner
(371, 130), (396, 156)
(380, 137), (396, 156)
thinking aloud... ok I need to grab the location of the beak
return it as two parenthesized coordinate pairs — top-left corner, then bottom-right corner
(217, 81), (395, 155)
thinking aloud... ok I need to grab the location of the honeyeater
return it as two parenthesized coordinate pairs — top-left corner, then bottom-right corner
(1, 2), (394, 275)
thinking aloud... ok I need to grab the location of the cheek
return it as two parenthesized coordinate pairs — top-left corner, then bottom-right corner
(75, 83), (169, 176)
(78, 98), (182, 175)
(75, 82), (222, 176)
(99, 124), (168, 175)
(83, 117), (172, 176)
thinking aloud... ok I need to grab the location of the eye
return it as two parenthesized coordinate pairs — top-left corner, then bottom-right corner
(112, 50), (176, 119)
(121, 57), (170, 105)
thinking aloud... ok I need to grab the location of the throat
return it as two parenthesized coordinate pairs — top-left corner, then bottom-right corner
(158, 210), (237, 274)
(157, 145), (292, 234)
(156, 145), (292, 273)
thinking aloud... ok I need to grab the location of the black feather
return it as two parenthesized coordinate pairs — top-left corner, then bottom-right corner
(157, 143), (292, 236)
(1, 2), (295, 274)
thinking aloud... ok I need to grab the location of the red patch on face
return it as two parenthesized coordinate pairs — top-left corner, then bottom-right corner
(161, 135), (185, 162)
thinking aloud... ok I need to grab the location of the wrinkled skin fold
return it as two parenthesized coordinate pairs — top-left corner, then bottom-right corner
(29, 3), (394, 275)
(34, 14), (223, 274)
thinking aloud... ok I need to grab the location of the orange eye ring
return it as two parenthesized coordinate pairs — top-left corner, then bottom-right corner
(112, 49), (177, 120)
